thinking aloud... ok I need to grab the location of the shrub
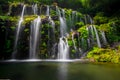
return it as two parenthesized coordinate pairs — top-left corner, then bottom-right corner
(87, 47), (120, 63)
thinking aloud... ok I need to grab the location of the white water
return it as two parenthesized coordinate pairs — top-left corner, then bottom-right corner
(56, 7), (69, 60)
(60, 17), (67, 37)
(12, 5), (26, 59)
(90, 25), (95, 39)
(32, 4), (38, 15)
(101, 31), (107, 45)
(46, 5), (50, 16)
(56, 6), (61, 17)
(72, 33), (77, 50)
(93, 26), (101, 48)
(30, 16), (41, 59)
(62, 9), (65, 18)
(58, 38), (69, 60)
(71, 11), (76, 29)
(87, 38), (91, 48)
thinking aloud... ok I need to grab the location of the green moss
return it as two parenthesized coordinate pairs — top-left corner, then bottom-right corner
(23, 15), (37, 24)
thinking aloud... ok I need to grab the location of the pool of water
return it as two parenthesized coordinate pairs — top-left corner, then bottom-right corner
(0, 61), (120, 80)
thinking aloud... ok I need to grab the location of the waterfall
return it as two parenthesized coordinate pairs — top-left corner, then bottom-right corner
(71, 11), (76, 29)
(9, 3), (109, 60)
(46, 5), (50, 16)
(93, 26), (101, 48)
(59, 17), (67, 37)
(62, 9), (65, 19)
(90, 25), (94, 40)
(72, 33), (77, 50)
(12, 5), (26, 59)
(56, 6), (61, 17)
(29, 16), (41, 59)
(101, 31), (107, 45)
(58, 38), (69, 60)
(87, 38), (90, 48)
(32, 4), (38, 15)
(56, 7), (69, 60)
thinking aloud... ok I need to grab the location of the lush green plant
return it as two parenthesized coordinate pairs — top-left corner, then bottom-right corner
(77, 26), (88, 39)
(93, 13), (108, 25)
(75, 22), (85, 28)
(87, 47), (120, 63)
(68, 39), (73, 46)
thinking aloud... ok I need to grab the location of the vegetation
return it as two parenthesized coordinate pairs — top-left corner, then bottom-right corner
(87, 47), (120, 63)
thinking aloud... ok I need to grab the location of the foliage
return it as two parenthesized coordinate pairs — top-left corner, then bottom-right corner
(0, 16), (18, 22)
(0, 16), (10, 20)
(75, 22), (85, 28)
(93, 13), (108, 25)
(68, 39), (73, 46)
(87, 47), (120, 64)
(98, 23), (111, 32)
(77, 26), (88, 39)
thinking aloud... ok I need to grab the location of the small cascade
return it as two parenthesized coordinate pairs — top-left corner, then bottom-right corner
(90, 25), (95, 41)
(59, 17), (67, 37)
(12, 5), (26, 59)
(57, 7), (69, 60)
(87, 39), (91, 48)
(93, 26), (101, 48)
(71, 11), (76, 29)
(56, 6), (61, 17)
(46, 5), (50, 16)
(101, 31), (107, 45)
(86, 27), (91, 49)
(58, 38), (69, 60)
(32, 4), (38, 15)
(62, 9), (65, 19)
(68, 13), (72, 32)
(29, 16), (41, 59)
(72, 32), (77, 50)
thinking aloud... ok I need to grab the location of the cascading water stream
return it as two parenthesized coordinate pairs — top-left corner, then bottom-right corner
(59, 17), (67, 37)
(90, 25), (95, 43)
(46, 5), (50, 16)
(58, 38), (69, 59)
(93, 26), (101, 48)
(101, 31), (107, 45)
(29, 16), (41, 59)
(62, 9), (65, 19)
(56, 8), (69, 60)
(12, 5), (26, 59)
(72, 33), (77, 50)
(32, 4), (38, 15)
